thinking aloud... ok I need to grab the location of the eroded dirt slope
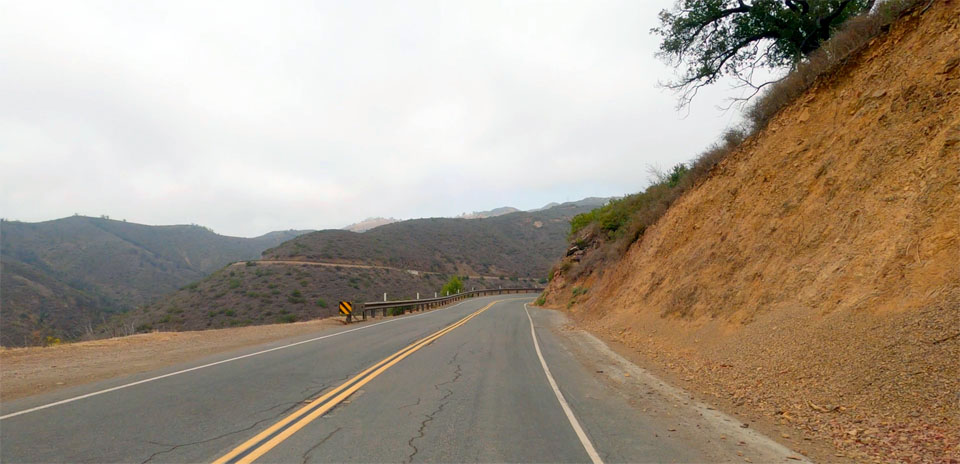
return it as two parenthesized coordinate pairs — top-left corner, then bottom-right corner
(544, 3), (959, 462)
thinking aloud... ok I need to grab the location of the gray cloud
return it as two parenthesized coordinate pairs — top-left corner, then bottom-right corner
(1, 0), (751, 237)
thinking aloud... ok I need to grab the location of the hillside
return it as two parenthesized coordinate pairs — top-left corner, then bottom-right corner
(265, 199), (607, 278)
(0, 216), (310, 346)
(541, 2), (958, 462)
(120, 262), (537, 333)
(114, 201), (602, 335)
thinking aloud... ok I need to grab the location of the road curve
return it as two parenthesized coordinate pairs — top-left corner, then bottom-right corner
(0, 295), (804, 463)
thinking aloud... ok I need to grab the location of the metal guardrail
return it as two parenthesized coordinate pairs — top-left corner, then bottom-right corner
(357, 287), (544, 320)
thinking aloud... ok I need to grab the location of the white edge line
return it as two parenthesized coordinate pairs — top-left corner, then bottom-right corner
(0, 299), (478, 420)
(524, 303), (603, 464)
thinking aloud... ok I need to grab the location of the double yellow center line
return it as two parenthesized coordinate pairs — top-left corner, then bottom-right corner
(213, 300), (501, 464)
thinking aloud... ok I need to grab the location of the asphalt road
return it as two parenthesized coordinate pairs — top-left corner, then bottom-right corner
(0, 295), (804, 463)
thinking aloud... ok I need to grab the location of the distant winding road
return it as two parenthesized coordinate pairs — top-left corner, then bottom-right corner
(234, 259), (515, 281)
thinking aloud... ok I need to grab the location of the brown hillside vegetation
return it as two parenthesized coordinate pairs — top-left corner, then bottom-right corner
(543, 2), (959, 462)
(0, 216), (310, 346)
(115, 262), (536, 334)
(264, 199), (606, 278)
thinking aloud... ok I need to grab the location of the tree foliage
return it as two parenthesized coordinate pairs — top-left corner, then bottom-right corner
(441, 276), (464, 296)
(654, 0), (876, 107)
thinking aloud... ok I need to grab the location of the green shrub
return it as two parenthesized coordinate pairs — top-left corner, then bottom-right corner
(667, 164), (689, 188)
(224, 309), (236, 317)
(246, 261), (257, 267)
(277, 314), (297, 323)
(316, 299), (328, 308)
(534, 295), (546, 306)
(229, 279), (241, 289)
(440, 276), (464, 295)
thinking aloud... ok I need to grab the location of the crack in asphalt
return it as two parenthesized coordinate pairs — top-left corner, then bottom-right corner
(398, 397), (422, 410)
(145, 440), (176, 447)
(298, 374), (349, 396)
(139, 400), (304, 464)
(138, 382), (338, 464)
(300, 427), (342, 464)
(404, 352), (464, 464)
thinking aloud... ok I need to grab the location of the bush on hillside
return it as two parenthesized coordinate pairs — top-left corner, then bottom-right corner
(440, 276), (464, 296)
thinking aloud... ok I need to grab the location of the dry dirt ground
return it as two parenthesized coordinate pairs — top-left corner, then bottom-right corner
(543, 2), (959, 463)
(0, 317), (342, 402)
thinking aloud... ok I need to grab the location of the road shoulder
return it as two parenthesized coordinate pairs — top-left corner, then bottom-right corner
(527, 305), (811, 463)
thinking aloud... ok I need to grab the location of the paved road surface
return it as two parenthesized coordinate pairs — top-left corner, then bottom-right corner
(0, 295), (804, 463)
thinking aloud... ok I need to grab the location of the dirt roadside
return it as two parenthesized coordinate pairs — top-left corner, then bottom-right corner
(548, 308), (857, 464)
(0, 317), (342, 402)
(538, 306), (815, 463)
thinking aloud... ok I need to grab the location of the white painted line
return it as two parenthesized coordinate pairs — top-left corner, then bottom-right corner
(523, 303), (603, 464)
(0, 299), (478, 420)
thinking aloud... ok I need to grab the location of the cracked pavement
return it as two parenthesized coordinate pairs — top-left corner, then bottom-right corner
(1, 295), (803, 463)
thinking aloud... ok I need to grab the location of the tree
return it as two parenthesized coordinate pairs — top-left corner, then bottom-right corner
(654, 0), (876, 107)
(441, 276), (464, 296)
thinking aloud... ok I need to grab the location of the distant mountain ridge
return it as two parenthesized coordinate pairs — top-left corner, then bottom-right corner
(266, 199), (610, 278)
(1, 197), (611, 345)
(342, 217), (399, 232)
(122, 200), (607, 336)
(341, 198), (610, 232)
(456, 206), (520, 219)
(0, 216), (311, 346)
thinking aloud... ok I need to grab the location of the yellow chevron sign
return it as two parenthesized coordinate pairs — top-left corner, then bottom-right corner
(338, 301), (353, 316)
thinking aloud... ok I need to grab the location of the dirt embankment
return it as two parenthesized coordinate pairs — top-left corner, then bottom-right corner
(544, 2), (959, 463)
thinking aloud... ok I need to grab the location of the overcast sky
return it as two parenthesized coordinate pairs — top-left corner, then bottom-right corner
(1, 0), (753, 237)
